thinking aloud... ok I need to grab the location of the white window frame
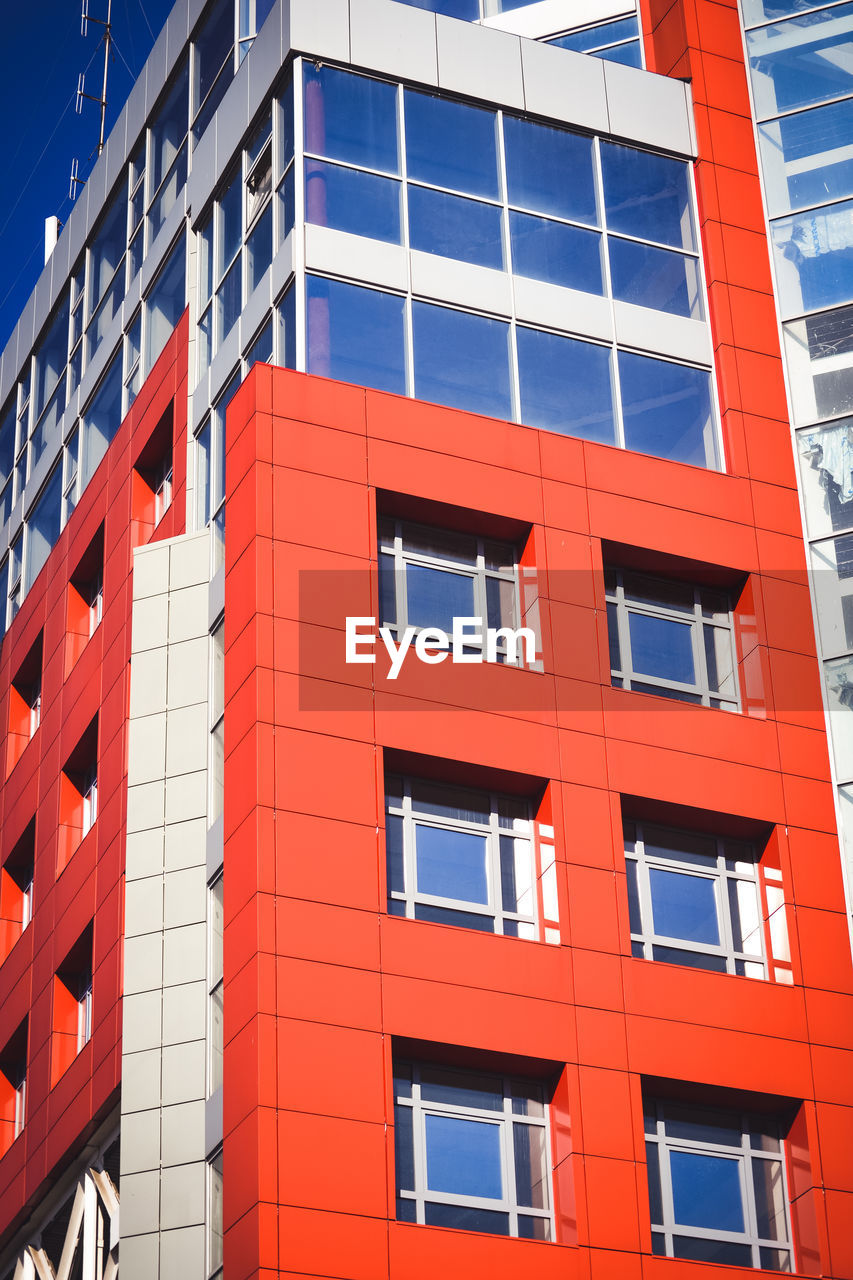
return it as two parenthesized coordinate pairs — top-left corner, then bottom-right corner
(378, 518), (522, 662)
(386, 775), (537, 936)
(394, 1060), (554, 1239)
(81, 768), (98, 838)
(606, 568), (740, 708)
(625, 819), (768, 977)
(645, 1100), (794, 1270)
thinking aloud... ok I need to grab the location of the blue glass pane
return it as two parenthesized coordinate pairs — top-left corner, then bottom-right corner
(406, 563), (475, 630)
(415, 825), (489, 903)
(628, 612), (695, 684)
(304, 64), (399, 173)
(746, 6), (853, 118)
(550, 16), (639, 52)
(670, 1151), (745, 1233)
(395, 0), (478, 14)
(425, 1114), (503, 1198)
(413, 303), (512, 418)
(305, 160), (401, 242)
(759, 98), (853, 216)
(650, 868), (720, 944)
(593, 41), (643, 67)
(307, 277), (406, 394)
(618, 352), (715, 467)
(386, 814), (405, 895)
(673, 1236), (752, 1266)
(652, 944), (727, 971)
(504, 117), (597, 224)
(601, 143), (695, 251)
(518, 327), (615, 444)
(415, 903), (495, 931)
(406, 91), (499, 198)
(510, 212), (603, 294)
(409, 187), (504, 268)
(424, 1203), (509, 1234)
(609, 237), (703, 318)
(771, 199), (853, 315)
(395, 1104), (415, 1188)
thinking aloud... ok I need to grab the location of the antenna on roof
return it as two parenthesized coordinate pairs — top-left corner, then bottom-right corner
(71, 0), (113, 199)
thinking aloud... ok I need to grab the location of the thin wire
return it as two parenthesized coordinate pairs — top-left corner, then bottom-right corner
(135, 0), (155, 40)
(111, 36), (136, 80)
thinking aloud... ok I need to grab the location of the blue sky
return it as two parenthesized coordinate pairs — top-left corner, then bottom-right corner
(0, 0), (176, 352)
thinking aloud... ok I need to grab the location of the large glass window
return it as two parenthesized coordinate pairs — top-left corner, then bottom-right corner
(645, 1100), (792, 1270)
(81, 351), (123, 488)
(746, 3), (853, 120)
(378, 517), (521, 656)
(625, 820), (768, 976)
(307, 277), (406, 393)
(145, 236), (186, 375)
(386, 776), (535, 934)
(394, 1061), (553, 1239)
(547, 15), (643, 68)
(192, 0), (233, 141)
(412, 303), (512, 418)
(24, 464), (62, 592)
(618, 351), (716, 466)
(517, 327), (615, 443)
(606, 568), (739, 708)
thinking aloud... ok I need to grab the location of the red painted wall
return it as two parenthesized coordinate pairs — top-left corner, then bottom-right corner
(0, 315), (187, 1242)
(222, 350), (853, 1278)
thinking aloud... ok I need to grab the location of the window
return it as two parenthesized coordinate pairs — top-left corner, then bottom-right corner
(67, 527), (105, 674)
(238, 0), (275, 61)
(379, 519), (521, 660)
(80, 350), (123, 491)
(52, 926), (94, 1084)
(386, 775), (536, 934)
(196, 369), (239, 562)
(606, 568), (739, 708)
(58, 718), (99, 872)
(132, 406), (175, 538)
(0, 1020), (27, 1157)
(208, 875), (224, 1096)
(0, 821), (35, 962)
(207, 1148), (224, 1278)
(300, 64), (715, 465)
(209, 619), (225, 823)
(645, 1099), (793, 1270)
(25, 463), (63, 591)
(145, 235), (187, 376)
(625, 820), (773, 976)
(8, 633), (42, 773)
(192, 0), (233, 142)
(149, 60), (190, 237)
(394, 1060), (554, 1239)
(547, 15), (643, 68)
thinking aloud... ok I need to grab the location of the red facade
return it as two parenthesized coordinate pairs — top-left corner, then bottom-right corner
(0, 316), (188, 1242)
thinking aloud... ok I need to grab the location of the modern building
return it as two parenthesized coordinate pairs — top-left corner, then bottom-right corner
(0, 0), (851, 1278)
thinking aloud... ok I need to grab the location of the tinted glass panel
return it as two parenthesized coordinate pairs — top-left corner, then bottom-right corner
(405, 91), (499, 199)
(504, 117), (597, 224)
(670, 1151), (745, 1231)
(517, 327), (615, 444)
(649, 868), (721, 944)
(307, 277), (406, 394)
(651, 945), (728, 970)
(425, 1115), (502, 1198)
(409, 187), (504, 269)
(672, 1235), (752, 1266)
(627, 613), (696, 684)
(510, 213), (603, 294)
(396, 0), (478, 13)
(415, 825), (489, 903)
(305, 160), (402, 242)
(609, 237), (703, 319)
(413, 303), (511, 418)
(415, 903), (495, 930)
(394, 1104), (415, 1188)
(421, 1068), (503, 1110)
(771, 198), (853, 316)
(551, 16), (639, 52)
(25, 465), (62, 590)
(602, 143), (695, 251)
(406, 564), (475, 630)
(593, 41), (643, 66)
(618, 352), (715, 467)
(759, 97), (853, 216)
(746, 6), (853, 118)
(304, 65), (399, 173)
(424, 1203), (509, 1233)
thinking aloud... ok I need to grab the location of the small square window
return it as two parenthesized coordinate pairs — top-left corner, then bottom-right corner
(645, 1099), (793, 1270)
(395, 1060), (554, 1239)
(606, 568), (739, 708)
(0, 820), (35, 961)
(625, 819), (772, 978)
(52, 925), (94, 1084)
(379, 518), (524, 663)
(58, 718), (99, 873)
(386, 774), (540, 937)
(7, 631), (43, 773)
(0, 1019), (27, 1157)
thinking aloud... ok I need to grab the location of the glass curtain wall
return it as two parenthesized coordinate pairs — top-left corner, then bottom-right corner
(741, 0), (853, 916)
